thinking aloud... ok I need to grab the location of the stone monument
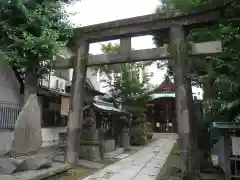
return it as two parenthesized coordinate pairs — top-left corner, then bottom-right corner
(13, 94), (42, 154)
(79, 108), (101, 161)
(0, 94), (52, 175)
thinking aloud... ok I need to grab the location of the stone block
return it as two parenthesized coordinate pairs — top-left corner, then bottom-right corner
(121, 128), (130, 150)
(81, 130), (99, 141)
(13, 94), (42, 155)
(0, 175), (16, 180)
(104, 139), (115, 153)
(79, 145), (101, 161)
(103, 148), (124, 159)
(17, 155), (52, 171)
(0, 158), (17, 175)
(0, 131), (13, 156)
(78, 159), (104, 169)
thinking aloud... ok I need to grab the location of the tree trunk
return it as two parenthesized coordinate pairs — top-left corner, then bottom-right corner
(169, 24), (200, 179)
(65, 41), (89, 166)
(24, 71), (38, 103)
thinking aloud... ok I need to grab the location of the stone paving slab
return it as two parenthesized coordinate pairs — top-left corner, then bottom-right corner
(115, 153), (130, 159)
(84, 133), (177, 180)
(78, 159), (105, 169)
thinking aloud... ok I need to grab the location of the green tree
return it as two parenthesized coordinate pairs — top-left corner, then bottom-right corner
(153, 0), (240, 178)
(0, 0), (72, 98)
(96, 43), (153, 115)
(154, 0), (240, 124)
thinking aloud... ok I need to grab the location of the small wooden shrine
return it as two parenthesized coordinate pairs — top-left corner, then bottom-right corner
(146, 76), (177, 133)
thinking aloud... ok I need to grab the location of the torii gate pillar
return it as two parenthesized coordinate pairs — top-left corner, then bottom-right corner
(65, 40), (89, 166)
(170, 24), (199, 178)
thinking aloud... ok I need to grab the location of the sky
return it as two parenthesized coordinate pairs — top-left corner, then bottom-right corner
(66, 0), (203, 99)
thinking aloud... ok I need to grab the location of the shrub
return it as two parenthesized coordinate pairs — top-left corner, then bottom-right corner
(147, 133), (153, 140)
(130, 126), (147, 145)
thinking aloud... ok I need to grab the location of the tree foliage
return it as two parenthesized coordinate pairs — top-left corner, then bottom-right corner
(0, 0), (72, 85)
(154, 0), (240, 125)
(96, 43), (153, 115)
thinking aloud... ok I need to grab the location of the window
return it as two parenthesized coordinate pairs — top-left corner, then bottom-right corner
(41, 96), (67, 127)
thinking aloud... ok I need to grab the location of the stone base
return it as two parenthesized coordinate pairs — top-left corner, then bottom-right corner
(17, 155), (52, 171)
(79, 145), (101, 162)
(103, 139), (115, 153)
(0, 155), (52, 175)
(0, 158), (17, 175)
(103, 148), (124, 159)
(0, 163), (70, 180)
(121, 129), (130, 150)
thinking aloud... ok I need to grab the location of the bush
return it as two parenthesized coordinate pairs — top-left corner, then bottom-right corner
(146, 122), (153, 133)
(130, 126), (147, 146)
(147, 133), (153, 140)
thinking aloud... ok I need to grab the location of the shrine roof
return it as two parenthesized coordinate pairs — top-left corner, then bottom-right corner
(93, 103), (123, 113)
(152, 76), (176, 93)
(149, 93), (175, 100)
(212, 122), (240, 129)
(94, 96), (128, 115)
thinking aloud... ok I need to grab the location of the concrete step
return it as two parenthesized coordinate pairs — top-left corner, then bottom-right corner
(200, 173), (224, 180)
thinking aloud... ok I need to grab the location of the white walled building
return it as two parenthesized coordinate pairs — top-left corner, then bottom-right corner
(40, 67), (100, 92)
(38, 47), (101, 147)
(0, 51), (102, 149)
(39, 67), (100, 147)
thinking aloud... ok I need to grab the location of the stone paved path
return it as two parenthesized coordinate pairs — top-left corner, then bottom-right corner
(84, 133), (178, 180)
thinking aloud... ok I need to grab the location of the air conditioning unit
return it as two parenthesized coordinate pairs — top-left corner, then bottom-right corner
(55, 80), (60, 89)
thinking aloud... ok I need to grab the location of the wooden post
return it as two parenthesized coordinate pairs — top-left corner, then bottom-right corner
(169, 24), (200, 179)
(65, 40), (89, 166)
(224, 135), (231, 180)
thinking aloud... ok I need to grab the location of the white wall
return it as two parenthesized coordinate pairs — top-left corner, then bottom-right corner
(41, 75), (68, 92)
(87, 67), (100, 91)
(0, 60), (20, 104)
(0, 130), (13, 155)
(0, 127), (67, 152)
(41, 127), (67, 147)
(69, 67), (100, 91)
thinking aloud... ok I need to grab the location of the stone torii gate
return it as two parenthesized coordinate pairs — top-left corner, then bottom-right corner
(57, 1), (224, 177)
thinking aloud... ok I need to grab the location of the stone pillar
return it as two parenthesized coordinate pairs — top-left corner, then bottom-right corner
(121, 128), (130, 150)
(116, 134), (121, 148)
(169, 24), (200, 179)
(65, 40), (89, 166)
(98, 128), (105, 155)
(223, 135), (231, 180)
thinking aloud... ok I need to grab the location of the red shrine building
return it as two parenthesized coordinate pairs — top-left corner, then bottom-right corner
(146, 76), (177, 133)
(146, 76), (203, 133)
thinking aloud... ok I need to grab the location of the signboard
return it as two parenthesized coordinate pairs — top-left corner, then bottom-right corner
(232, 136), (240, 156)
(61, 96), (70, 116)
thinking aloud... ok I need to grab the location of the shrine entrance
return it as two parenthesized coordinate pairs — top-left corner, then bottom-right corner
(146, 76), (177, 133)
(55, 1), (224, 178)
(148, 96), (177, 133)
